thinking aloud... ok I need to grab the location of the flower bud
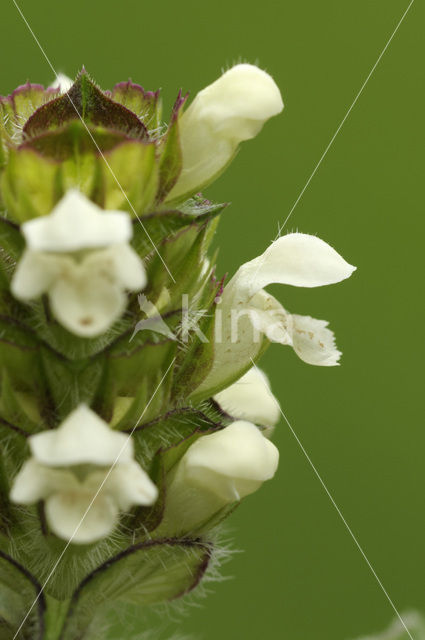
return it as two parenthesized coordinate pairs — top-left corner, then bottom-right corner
(49, 73), (73, 93)
(168, 64), (283, 200)
(163, 421), (279, 535)
(214, 366), (280, 434)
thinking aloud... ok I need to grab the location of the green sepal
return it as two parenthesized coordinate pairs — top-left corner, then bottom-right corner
(94, 331), (176, 424)
(43, 596), (71, 640)
(23, 70), (148, 141)
(0, 97), (13, 173)
(10, 83), (53, 127)
(29, 296), (137, 361)
(57, 138), (103, 202)
(102, 140), (158, 214)
(0, 550), (46, 639)
(0, 215), (24, 262)
(0, 84), (55, 156)
(0, 323), (43, 391)
(144, 218), (216, 308)
(131, 405), (225, 469)
(59, 538), (212, 639)
(130, 196), (226, 262)
(40, 347), (106, 421)
(109, 82), (161, 133)
(190, 334), (271, 404)
(22, 120), (131, 162)
(1, 148), (60, 222)
(157, 406), (228, 472)
(0, 369), (43, 436)
(0, 97), (15, 141)
(172, 310), (215, 401)
(156, 92), (186, 203)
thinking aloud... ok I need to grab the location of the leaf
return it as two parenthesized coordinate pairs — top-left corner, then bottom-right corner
(60, 538), (212, 639)
(24, 70), (147, 141)
(0, 550), (46, 639)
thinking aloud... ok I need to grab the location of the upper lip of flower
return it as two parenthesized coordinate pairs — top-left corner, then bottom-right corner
(21, 189), (133, 253)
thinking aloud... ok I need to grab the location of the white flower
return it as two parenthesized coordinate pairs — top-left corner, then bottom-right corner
(48, 73), (73, 93)
(214, 367), (280, 433)
(179, 421), (279, 501)
(168, 64), (283, 200)
(11, 190), (147, 337)
(10, 405), (158, 544)
(163, 421), (278, 534)
(195, 233), (356, 396)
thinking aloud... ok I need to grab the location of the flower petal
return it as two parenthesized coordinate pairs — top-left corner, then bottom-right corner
(193, 290), (289, 398)
(11, 250), (62, 300)
(29, 405), (133, 467)
(45, 490), (118, 544)
(102, 461), (158, 510)
(181, 421), (279, 502)
(49, 269), (126, 337)
(92, 244), (147, 291)
(233, 233), (356, 297)
(22, 190), (133, 252)
(291, 314), (342, 366)
(214, 367), (280, 429)
(245, 290), (292, 344)
(168, 64), (283, 200)
(196, 64), (283, 130)
(9, 459), (76, 504)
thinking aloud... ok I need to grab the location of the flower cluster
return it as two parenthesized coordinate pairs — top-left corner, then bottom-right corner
(0, 64), (355, 636)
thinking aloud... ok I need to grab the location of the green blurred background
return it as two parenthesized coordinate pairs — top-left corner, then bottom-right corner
(1, 0), (424, 638)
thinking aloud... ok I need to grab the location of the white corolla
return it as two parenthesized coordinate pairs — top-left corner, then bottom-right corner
(196, 232), (356, 396)
(11, 189), (146, 337)
(10, 405), (158, 544)
(168, 63), (283, 200)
